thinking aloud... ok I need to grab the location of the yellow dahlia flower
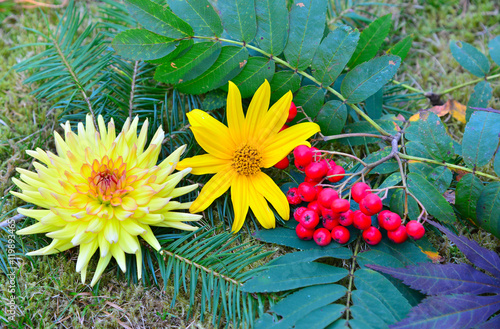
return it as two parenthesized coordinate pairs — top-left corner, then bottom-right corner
(12, 115), (201, 286)
(176, 80), (320, 232)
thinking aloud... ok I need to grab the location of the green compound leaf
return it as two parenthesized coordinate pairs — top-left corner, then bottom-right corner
(293, 85), (325, 119)
(176, 46), (248, 94)
(254, 0), (288, 55)
(112, 29), (179, 60)
(347, 14), (392, 68)
(406, 112), (454, 162)
(388, 35), (413, 61)
(489, 35), (500, 66)
(124, 0), (193, 38)
(223, 57), (275, 98)
(407, 173), (457, 224)
(270, 71), (301, 101)
(254, 284), (346, 328)
(462, 111), (500, 169)
(450, 40), (490, 77)
(284, 0), (327, 70)
(427, 166), (452, 194)
(466, 81), (492, 121)
(316, 100), (347, 136)
(154, 41), (221, 84)
(455, 174), (484, 224)
(147, 39), (193, 64)
(167, 0), (223, 37)
(341, 55), (401, 104)
(218, 0), (257, 42)
(476, 182), (500, 239)
(312, 25), (360, 86)
(241, 262), (348, 292)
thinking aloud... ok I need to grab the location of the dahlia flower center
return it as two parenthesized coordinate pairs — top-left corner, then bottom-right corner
(232, 144), (262, 176)
(85, 156), (133, 202)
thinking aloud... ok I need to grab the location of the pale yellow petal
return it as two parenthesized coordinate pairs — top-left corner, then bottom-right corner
(110, 243), (126, 273)
(76, 239), (98, 272)
(227, 81), (245, 144)
(251, 172), (289, 221)
(261, 122), (320, 167)
(176, 154), (230, 175)
(189, 165), (235, 213)
(245, 80), (270, 143)
(231, 175), (249, 233)
(90, 252), (112, 286)
(248, 185), (275, 229)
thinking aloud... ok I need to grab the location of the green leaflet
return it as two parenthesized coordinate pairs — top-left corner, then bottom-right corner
(390, 189), (420, 221)
(270, 249), (353, 266)
(312, 25), (360, 86)
(362, 147), (399, 174)
(476, 182), (500, 239)
(455, 174), (484, 223)
(379, 172), (402, 189)
(112, 29), (179, 60)
(316, 100), (347, 136)
(154, 41), (221, 84)
(489, 35), (500, 66)
(176, 46), (248, 94)
(294, 304), (345, 329)
(495, 151), (500, 177)
(292, 85), (325, 119)
(147, 39), (193, 64)
(254, 0), (288, 55)
(341, 55), (401, 104)
(218, 0), (256, 42)
(347, 14), (392, 68)
(427, 166), (452, 194)
(167, 0), (223, 37)
(222, 57), (275, 98)
(407, 173), (457, 223)
(462, 111), (500, 169)
(388, 35), (413, 61)
(342, 116), (399, 145)
(124, 0), (193, 38)
(466, 81), (492, 121)
(284, 0), (327, 70)
(241, 262), (348, 292)
(365, 88), (383, 119)
(450, 40), (490, 77)
(270, 71), (301, 101)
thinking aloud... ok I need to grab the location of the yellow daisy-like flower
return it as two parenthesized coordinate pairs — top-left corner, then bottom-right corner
(176, 80), (320, 232)
(12, 115), (201, 286)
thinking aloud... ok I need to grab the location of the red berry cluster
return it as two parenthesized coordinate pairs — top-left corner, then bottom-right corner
(286, 147), (426, 247)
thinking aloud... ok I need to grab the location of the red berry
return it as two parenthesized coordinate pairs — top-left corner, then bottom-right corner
(377, 210), (391, 229)
(313, 228), (332, 246)
(314, 185), (323, 196)
(331, 226), (350, 244)
(274, 156), (289, 169)
(296, 224), (314, 240)
(380, 211), (402, 231)
(294, 145), (313, 166)
(279, 124), (289, 132)
(353, 210), (372, 230)
(351, 182), (371, 203)
(294, 159), (306, 172)
(326, 159), (337, 169)
(331, 199), (350, 213)
(388, 225), (408, 244)
(311, 147), (320, 162)
(339, 210), (354, 226)
(321, 207), (340, 221)
(406, 221), (425, 240)
(287, 102), (297, 123)
(322, 216), (340, 230)
(362, 227), (382, 245)
(326, 165), (345, 183)
(293, 207), (308, 222)
(305, 161), (328, 180)
(298, 182), (316, 202)
(305, 176), (321, 184)
(286, 187), (301, 205)
(360, 194), (383, 216)
(307, 201), (322, 216)
(300, 209), (320, 230)
(318, 188), (339, 208)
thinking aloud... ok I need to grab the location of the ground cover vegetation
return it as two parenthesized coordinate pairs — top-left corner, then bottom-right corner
(0, 0), (499, 328)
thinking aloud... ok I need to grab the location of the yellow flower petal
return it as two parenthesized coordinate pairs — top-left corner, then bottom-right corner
(251, 172), (289, 221)
(231, 175), (249, 233)
(190, 126), (235, 159)
(90, 252), (112, 287)
(255, 91), (293, 145)
(245, 80), (271, 143)
(261, 122), (320, 167)
(189, 165), (236, 213)
(110, 243), (126, 273)
(227, 81), (245, 144)
(248, 186), (275, 229)
(176, 154), (230, 175)
(76, 239), (98, 272)
(187, 109), (235, 156)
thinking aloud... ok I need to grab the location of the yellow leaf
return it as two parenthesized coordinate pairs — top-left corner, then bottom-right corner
(448, 99), (467, 123)
(409, 100), (466, 123)
(418, 247), (443, 263)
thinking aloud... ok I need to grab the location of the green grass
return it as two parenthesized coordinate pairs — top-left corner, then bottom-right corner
(1, 0), (500, 328)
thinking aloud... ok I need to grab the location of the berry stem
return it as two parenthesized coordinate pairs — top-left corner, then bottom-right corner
(345, 235), (362, 324)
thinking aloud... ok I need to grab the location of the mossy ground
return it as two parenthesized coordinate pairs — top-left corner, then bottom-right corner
(1, 0), (500, 328)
